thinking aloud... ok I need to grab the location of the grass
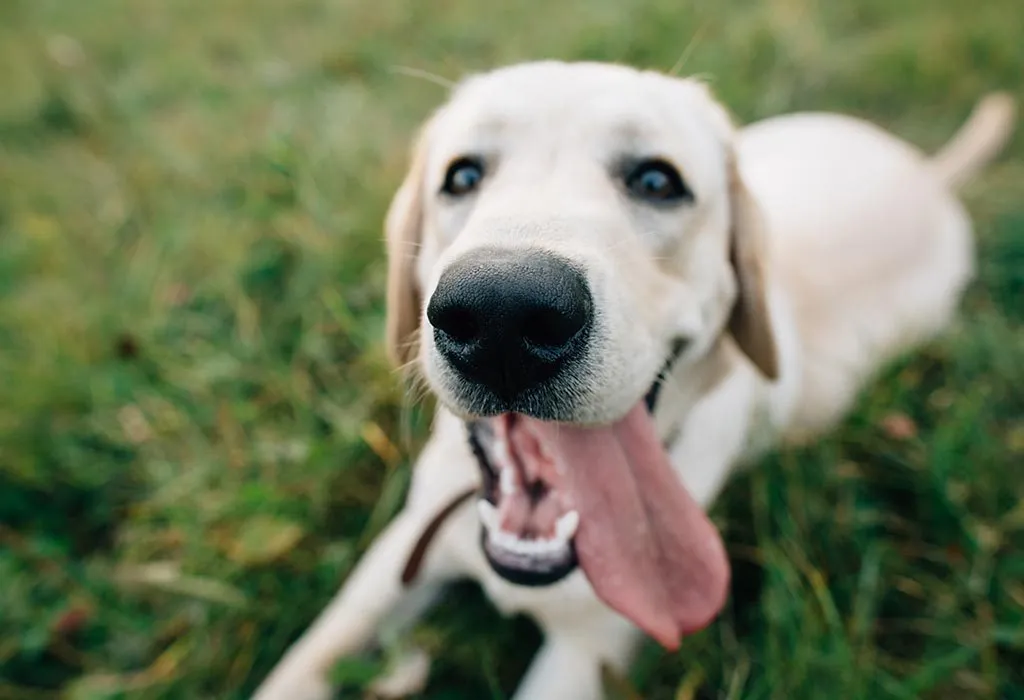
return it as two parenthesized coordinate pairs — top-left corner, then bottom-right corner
(0, 0), (1021, 698)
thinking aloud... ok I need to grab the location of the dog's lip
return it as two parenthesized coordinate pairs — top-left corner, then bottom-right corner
(451, 336), (689, 425)
(644, 336), (689, 413)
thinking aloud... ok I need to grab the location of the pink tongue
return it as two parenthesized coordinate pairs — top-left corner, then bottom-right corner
(529, 403), (730, 649)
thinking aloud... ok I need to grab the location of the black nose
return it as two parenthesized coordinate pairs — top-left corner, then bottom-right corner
(427, 248), (593, 402)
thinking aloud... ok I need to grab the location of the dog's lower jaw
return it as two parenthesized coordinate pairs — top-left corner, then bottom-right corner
(480, 528), (579, 587)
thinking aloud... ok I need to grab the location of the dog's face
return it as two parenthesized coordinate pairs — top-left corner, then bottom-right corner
(386, 61), (776, 423)
(384, 61), (777, 645)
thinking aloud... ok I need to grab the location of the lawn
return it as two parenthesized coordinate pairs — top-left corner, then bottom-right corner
(0, 0), (1022, 698)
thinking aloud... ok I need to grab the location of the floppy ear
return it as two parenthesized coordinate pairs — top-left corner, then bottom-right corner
(384, 119), (435, 368)
(725, 155), (779, 380)
(674, 78), (779, 380)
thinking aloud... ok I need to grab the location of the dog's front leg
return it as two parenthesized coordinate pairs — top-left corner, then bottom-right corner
(251, 503), (466, 700)
(511, 614), (642, 700)
(253, 421), (479, 700)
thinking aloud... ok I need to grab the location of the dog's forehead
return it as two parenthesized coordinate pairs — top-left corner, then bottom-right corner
(433, 61), (720, 149)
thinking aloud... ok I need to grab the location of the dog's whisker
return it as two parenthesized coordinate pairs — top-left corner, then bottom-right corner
(390, 327), (431, 449)
(398, 377), (434, 447)
(600, 235), (671, 262)
(688, 72), (716, 83)
(669, 18), (713, 76)
(389, 65), (457, 90)
(600, 237), (639, 254)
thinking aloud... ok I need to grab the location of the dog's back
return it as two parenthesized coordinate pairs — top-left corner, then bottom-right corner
(738, 95), (1016, 439)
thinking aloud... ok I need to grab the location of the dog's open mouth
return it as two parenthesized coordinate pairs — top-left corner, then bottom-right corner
(466, 377), (730, 650)
(471, 415), (581, 586)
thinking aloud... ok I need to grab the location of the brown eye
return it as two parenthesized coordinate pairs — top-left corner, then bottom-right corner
(624, 159), (693, 204)
(441, 157), (484, 196)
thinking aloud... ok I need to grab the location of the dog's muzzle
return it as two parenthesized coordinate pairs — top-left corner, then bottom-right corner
(427, 247), (593, 414)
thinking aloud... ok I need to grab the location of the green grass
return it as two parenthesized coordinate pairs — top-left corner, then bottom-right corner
(1, 0), (1022, 698)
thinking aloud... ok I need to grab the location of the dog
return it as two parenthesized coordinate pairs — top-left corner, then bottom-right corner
(253, 61), (1015, 700)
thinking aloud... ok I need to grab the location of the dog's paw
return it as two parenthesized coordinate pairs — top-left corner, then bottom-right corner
(366, 647), (432, 699)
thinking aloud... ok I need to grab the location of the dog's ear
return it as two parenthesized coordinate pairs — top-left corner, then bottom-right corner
(674, 77), (779, 380)
(384, 118), (435, 368)
(726, 155), (779, 380)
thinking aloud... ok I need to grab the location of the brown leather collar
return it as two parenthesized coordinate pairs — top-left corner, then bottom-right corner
(400, 486), (477, 586)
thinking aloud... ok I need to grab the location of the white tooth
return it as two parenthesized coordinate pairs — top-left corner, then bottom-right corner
(555, 511), (580, 541)
(514, 538), (535, 556)
(499, 464), (517, 496)
(527, 539), (548, 556)
(512, 540), (536, 556)
(494, 437), (519, 496)
(477, 500), (500, 532)
(489, 529), (576, 559)
(496, 530), (519, 551)
(534, 538), (559, 556)
(512, 537), (533, 556)
(495, 436), (511, 465)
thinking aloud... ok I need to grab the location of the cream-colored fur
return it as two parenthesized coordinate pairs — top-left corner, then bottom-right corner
(253, 62), (1014, 700)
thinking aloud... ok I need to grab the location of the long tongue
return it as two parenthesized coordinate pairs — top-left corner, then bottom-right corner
(529, 403), (730, 649)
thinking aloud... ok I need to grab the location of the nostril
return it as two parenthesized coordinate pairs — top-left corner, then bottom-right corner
(521, 306), (585, 350)
(432, 305), (480, 344)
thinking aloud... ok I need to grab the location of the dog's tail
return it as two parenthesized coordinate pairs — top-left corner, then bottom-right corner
(930, 92), (1016, 189)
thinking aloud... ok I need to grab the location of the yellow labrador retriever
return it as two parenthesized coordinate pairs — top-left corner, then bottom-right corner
(254, 61), (1014, 700)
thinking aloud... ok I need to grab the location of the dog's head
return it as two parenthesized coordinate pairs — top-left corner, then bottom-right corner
(387, 61), (776, 416)
(384, 61), (777, 648)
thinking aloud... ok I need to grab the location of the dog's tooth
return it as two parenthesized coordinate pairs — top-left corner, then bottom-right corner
(489, 528), (574, 560)
(516, 538), (538, 556)
(494, 438), (517, 494)
(501, 534), (523, 555)
(499, 463), (517, 496)
(534, 537), (560, 556)
(533, 539), (554, 556)
(514, 537), (536, 557)
(477, 500), (500, 532)
(515, 537), (539, 557)
(555, 510), (580, 541)
(496, 530), (519, 552)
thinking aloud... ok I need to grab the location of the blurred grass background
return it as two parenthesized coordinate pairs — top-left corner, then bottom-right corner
(0, 0), (1022, 698)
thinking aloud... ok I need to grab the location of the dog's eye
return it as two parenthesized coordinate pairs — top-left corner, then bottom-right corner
(624, 159), (692, 203)
(441, 157), (484, 197)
